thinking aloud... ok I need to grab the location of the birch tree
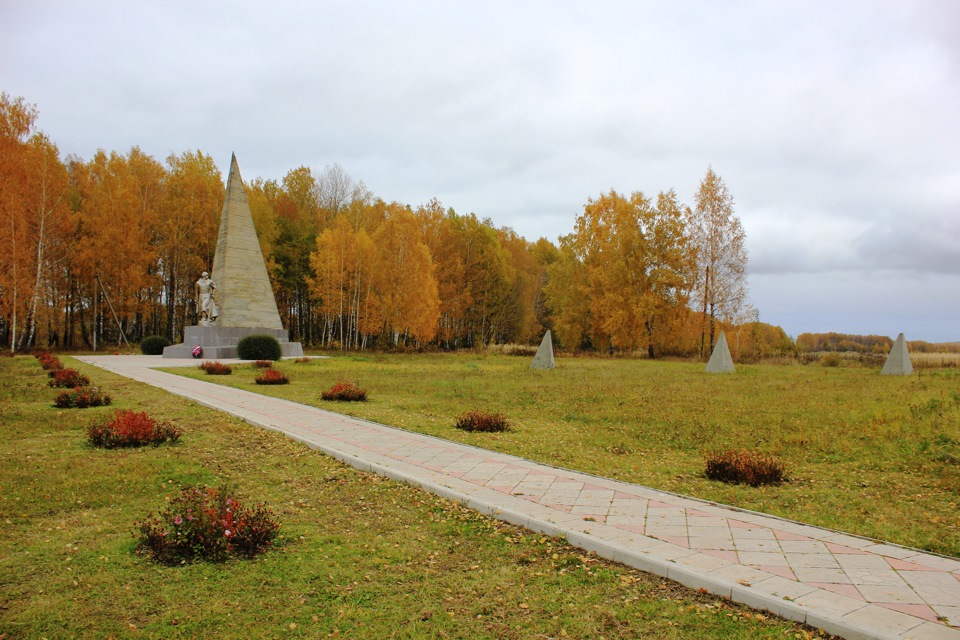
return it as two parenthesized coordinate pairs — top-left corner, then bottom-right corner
(689, 167), (748, 357)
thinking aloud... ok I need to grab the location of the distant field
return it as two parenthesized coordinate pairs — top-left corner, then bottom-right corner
(911, 352), (960, 369)
(169, 352), (960, 557)
(0, 356), (833, 639)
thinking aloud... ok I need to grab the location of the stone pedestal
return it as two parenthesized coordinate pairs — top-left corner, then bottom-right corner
(162, 326), (304, 359)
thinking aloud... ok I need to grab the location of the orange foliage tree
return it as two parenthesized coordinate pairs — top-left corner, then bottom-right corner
(547, 189), (694, 357)
(3, 91), (779, 356)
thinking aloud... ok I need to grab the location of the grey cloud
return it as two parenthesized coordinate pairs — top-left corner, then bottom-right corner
(2, 0), (958, 339)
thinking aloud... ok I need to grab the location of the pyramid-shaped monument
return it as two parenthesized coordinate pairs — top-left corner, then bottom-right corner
(211, 153), (283, 329)
(881, 333), (913, 375)
(705, 331), (735, 373)
(530, 330), (555, 369)
(163, 154), (302, 358)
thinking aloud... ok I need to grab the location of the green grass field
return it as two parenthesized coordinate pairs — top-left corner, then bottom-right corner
(1, 355), (836, 639)
(169, 352), (960, 557)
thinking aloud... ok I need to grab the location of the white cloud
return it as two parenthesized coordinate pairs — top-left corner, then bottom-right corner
(2, 0), (958, 340)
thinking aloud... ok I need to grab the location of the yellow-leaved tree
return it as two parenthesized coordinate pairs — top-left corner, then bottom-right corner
(551, 189), (694, 357)
(689, 167), (748, 358)
(372, 208), (439, 345)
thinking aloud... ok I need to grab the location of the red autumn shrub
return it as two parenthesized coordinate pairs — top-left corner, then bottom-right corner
(320, 381), (366, 401)
(54, 387), (112, 409)
(255, 368), (289, 385)
(199, 361), (232, 375)
(87, 409), (182, 448)
(135, 485), (280, 564)
(454, 410), (510, 433)
(253, 360), (273, 369)
(705, 450), (788, 487)
(48, 368), (91, 388)
(38, 353), (63, 371)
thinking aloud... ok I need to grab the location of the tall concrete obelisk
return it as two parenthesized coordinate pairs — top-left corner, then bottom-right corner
(211, 153), (283, 329)
(163, 154), (302, 358)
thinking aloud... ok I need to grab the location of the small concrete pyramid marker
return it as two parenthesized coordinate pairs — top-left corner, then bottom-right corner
(881, 333), (913, 375)
(705, 331), (735, 373)
(530, 330), (555, 369)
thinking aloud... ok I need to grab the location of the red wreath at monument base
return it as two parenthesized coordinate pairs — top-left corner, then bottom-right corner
(192, 345), (203, 358)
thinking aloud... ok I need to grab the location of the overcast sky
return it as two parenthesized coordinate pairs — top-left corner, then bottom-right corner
(3, 1), (958, 341)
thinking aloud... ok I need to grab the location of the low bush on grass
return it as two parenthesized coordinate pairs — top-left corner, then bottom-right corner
(255, 368), (289, 385)
(321, 380), (367, 401)
(253, 360), (273, 369)
(294, 357), (311, 363)
(37, 352), (63, 371)
(820, 353), (842, 368)
(140, 335), (171, 355)
(48, 368), (91, 388)
(704, 450), (788, 487)
(199, 361), (232, 375)
(455, 410), (510, 433)
(135, 485), (280, 564)
(237, 334), (281, 361)
(54, 387), (112, 409)
(87, 409), (182, 448)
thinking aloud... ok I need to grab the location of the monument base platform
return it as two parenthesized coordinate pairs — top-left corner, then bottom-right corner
(163, 326), (304, 359)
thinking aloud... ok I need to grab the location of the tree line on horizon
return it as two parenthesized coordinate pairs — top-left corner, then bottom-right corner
(2, 91), (806, 358)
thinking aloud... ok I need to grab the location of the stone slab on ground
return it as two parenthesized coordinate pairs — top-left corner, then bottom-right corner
(163, 326), (303, 359)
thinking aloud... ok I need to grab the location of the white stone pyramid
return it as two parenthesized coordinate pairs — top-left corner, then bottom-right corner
(881, 333), (913, 375)
(530, 330), (555, 369)
(705, 331), (735, 373)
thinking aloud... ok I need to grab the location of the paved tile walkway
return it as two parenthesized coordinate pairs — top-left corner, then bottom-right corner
(78, 355), (960, 640)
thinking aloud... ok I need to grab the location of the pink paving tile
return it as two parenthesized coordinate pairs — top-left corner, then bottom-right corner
(702, 549), (739, 563)
(488, 485), (516, 494)
(756, 565), (797, 580)
(809, 582), (866, 601)
(686, 509), (715, 517)
(445, 472), (464, 478)
(728, 519), (760, 529)
(877, 603), (940, 622)
(527, 470), (555, 476)
(886, 557), (939, 572)
(654, 535), (690, 548)
(612, 524), (646, 534)
(825, 542), (869, 555)
(614, 491), (638, 500)
(648, 500), (678, 509)
(581, 483), (610, 491)
(773, 529), (812, 541)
